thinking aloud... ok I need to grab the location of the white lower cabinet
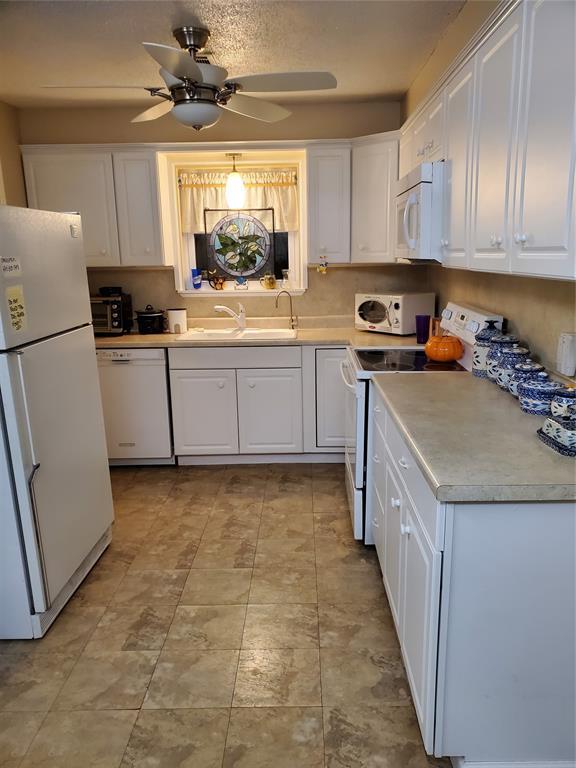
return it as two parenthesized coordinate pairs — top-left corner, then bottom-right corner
(383, 461), (404, 631)
(170, 369), (239, 455)
(237, 368), (302, 453)
(400, 496), (441, 753)
(315, 348), (346, 448)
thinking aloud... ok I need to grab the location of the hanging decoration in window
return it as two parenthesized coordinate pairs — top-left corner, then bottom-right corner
(203, 208), (275, 278)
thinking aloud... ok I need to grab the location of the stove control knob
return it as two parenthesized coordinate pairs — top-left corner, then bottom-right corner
(393, 302), (400, 310)
(466, 320), (480, 333)
(442, 309), (453, 320)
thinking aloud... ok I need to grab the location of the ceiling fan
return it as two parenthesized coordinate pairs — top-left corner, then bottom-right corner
(45, 26), (337, 131)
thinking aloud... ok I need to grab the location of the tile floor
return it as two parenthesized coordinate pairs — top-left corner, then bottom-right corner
(0, 464), (449, 767)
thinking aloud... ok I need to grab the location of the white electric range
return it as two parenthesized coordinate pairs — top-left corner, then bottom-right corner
(340, 303), (503, 543)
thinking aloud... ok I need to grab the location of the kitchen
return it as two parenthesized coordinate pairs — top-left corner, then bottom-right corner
(0, 0), (575, 766)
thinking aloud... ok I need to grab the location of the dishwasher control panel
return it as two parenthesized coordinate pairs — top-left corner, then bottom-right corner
(96, 349), (166, 363)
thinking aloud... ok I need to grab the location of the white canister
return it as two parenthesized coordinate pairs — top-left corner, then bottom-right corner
(166, 308), (188, 334)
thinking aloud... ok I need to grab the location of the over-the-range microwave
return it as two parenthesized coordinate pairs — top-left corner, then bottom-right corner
(394, 161), (443, 262)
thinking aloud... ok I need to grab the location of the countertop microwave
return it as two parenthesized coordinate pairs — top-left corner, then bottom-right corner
(394, 161), (443, 262)
(355, 292), (435, 335)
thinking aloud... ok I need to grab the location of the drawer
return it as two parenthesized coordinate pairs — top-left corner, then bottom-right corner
(169, 345), (301, 370)
(384, 414), (444, 550)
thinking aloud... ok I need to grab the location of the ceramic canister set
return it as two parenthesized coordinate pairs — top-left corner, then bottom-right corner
(472, 322), (575, 457)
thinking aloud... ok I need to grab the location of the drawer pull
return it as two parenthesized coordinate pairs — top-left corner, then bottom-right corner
(373, 454), (380, 464)
(217, 382), (225, 389)
(391, 497), (401, 509)
(398, 457), (409, 469)
(372, 518), (379, 528)
(400, 522), (411, 536)
(374, 405), (381, 413)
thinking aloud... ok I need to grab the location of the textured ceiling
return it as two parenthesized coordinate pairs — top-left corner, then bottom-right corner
(0, 0), (465, 108)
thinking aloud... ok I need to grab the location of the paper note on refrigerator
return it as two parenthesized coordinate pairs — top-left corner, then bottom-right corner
(1, 254), (22, 276)
(5, 284), (27, 331)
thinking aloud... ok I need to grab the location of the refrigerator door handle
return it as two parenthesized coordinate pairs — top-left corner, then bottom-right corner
(27, 461), (50, 607)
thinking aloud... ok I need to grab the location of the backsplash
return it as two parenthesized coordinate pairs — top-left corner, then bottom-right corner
(429, 265), (576, 373)
(87, 264), (429, 324)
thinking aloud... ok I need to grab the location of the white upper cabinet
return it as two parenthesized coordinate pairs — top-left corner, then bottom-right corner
(470, 7), (523, 272)
(399, 93), (445, 177)
(23, 153), (120, 267)
(441, 59), (475, 268)
(511, 0), (575, 278)
(351, 136), (399, 263)
(307, 145), (351, 264)
(112, 152), (164, 267)
(23, 150), (167, 268)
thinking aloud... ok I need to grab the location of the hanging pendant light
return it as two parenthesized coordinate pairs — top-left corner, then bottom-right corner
(225, 153), (246, 209)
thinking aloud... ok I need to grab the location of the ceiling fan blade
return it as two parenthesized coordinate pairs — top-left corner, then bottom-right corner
(159, 67), (183, 89)
(42, 85), (157, 89)
(221, 93), (291, 123)
(131, 100), (173, 123)
(143, 42), (202, 81)
(197, 62), (228, 87)
(225, 71), (337, 93)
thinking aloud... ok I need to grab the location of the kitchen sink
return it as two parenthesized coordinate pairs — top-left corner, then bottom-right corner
(182, 327), (297, 340)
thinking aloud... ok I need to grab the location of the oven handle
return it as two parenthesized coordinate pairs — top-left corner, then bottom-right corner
(403, 192), (418, 250)
(339, 360), (357, 393)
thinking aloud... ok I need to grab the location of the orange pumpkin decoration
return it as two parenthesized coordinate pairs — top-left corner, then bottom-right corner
(424, 334), (464, 362)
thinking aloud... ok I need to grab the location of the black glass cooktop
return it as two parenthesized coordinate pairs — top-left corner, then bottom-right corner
(355, 349), (465, 372)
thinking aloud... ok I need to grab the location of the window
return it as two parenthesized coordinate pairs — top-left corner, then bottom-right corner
(157, 149), (307, 296)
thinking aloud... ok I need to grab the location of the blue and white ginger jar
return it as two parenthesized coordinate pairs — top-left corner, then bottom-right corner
(486, 333), (519, 381)
(472, 320), (500, 378)
(517, 373), (564, 415)
(495, 344), (531, 390)
(508, 360), (545, 398)
(538, 388), (576, 457)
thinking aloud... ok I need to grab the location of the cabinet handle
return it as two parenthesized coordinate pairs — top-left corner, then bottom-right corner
(320, 245), (327, 252)
(400, 522), (411, 536)
(391, 497), (401, 509)
(248, 383), (256, 389)
(100, 249), (107, 255)
(359, 244), (367, 251)
(145, 247), (151, 254)
(217, 382), (225, 389)
(398, 457), (409, 469)
(514, 232), (528, 245)
(374, 405), (381, 413)
(373, 454), (380, 463)
(440, 239), (449, 248)
(372, 518), (379, 528)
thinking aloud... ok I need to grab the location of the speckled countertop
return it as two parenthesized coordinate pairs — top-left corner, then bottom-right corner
(372, 372), (576, 503)
(94, 328), (421, 349)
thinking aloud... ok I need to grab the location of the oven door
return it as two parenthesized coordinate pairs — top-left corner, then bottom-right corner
(340, 353), (366, 540)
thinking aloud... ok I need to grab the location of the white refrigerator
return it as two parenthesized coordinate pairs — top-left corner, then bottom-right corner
(0, 206), (114, 639)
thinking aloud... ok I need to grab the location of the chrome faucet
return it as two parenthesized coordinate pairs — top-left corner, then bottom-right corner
(275, 290), (298, 330)
(214, 302), (246, 331)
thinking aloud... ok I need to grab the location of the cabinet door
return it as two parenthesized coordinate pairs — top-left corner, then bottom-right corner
(113, 152), (164, 266)
(412, 112), (428, 167)
(315, 348), (346, 448)
(170, 369), (238, 455)
(423, 93), (445, 162)
(470, 8), (523, 272)
(383, 462), (403, 630)
(351, 138), (398, 263)
(400, 499), (442, 754)
(23, 153), (120, 267)
(441, 60), (475, 268)
(237, 368), (303, 453)
(511, 0), (575, 278)
(307, 146), (351, 264)
(399, 126), (415, 178)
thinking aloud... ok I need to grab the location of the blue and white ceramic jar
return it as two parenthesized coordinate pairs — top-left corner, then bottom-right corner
(538, 388), (576, 457)
(494, 344), (531, 390)
(508, 360), (545, 398)
(472, 320), (500, 378)
(486, 333), (519, 381)
(517, 373), (564, 415)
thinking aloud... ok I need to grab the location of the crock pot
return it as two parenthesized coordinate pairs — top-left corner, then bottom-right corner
(136, 305), (165, 334)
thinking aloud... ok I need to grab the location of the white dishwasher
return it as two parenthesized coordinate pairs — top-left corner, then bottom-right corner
(96, 348), (172, 462)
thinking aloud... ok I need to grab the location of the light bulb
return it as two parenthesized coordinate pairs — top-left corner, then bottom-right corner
(226, 170), (246, 208)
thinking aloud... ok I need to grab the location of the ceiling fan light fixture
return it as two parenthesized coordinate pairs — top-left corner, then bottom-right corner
(172, 101), (221, 130)
(225, 153), (246, 208)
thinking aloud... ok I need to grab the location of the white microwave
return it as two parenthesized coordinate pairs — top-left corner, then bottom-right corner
(394, 162), (443, 262)
(355, 292), (435, 335)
